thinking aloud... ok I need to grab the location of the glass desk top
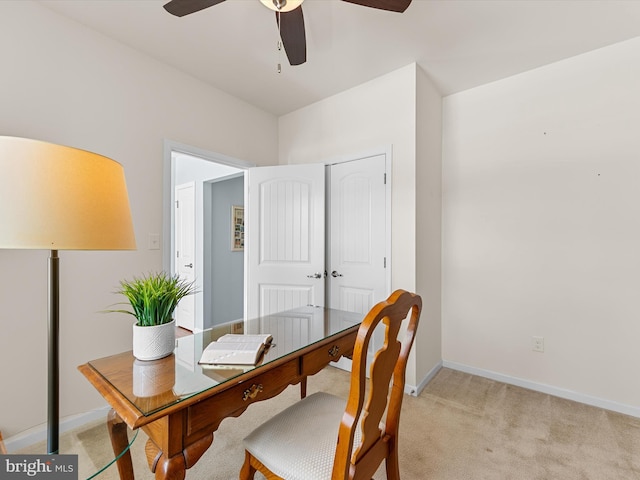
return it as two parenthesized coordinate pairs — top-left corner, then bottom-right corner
(87, 306), (362, 417)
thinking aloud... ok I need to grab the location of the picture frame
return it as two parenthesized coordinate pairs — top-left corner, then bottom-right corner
(231, 205), (244, 251)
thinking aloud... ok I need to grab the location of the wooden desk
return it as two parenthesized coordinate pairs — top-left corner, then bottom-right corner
(79, 306), (362, 480)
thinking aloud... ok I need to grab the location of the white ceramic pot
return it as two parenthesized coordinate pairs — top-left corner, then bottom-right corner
(132, 319), (176, 361)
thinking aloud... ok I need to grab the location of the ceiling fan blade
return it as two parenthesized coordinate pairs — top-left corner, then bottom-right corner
(163, 0), (227, 17)
(276, 6), (307, 66)
(341, 0), (411, 13)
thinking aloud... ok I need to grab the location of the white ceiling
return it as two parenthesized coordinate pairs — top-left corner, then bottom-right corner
(38, 0), (640, 116)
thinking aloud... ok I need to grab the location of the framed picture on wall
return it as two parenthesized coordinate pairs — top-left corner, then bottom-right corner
(231, 205), (244, 251)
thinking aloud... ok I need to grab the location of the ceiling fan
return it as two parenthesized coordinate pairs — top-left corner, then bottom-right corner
(162, 0), (412, 66)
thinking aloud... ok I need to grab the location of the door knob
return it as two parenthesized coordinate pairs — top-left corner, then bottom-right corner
(184, 263), (193, 268)
(331, 270), (343, 277)
(306, 272), (322, 279)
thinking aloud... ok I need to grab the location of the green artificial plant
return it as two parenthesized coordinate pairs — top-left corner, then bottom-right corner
(108, 272), (196, 327)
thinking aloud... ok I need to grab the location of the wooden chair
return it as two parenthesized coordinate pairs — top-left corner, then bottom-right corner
(240, 289), (422, 480)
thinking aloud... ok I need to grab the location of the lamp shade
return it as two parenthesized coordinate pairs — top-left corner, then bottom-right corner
(0, 136), (136, 250)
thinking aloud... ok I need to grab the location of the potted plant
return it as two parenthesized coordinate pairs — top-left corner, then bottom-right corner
(108, 272), (196, 361)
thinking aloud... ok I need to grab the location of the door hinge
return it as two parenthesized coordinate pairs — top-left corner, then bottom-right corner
(383, 173), (387, 185)
(176, 250), (179, 258)
(175, 200), (179, 208)
(384, 257), (387, 268)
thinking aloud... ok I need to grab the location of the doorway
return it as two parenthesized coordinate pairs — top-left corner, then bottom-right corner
(163, 140), (253, 331)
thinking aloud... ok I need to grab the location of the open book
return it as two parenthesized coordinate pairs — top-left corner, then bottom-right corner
(199, 333), (273, 366)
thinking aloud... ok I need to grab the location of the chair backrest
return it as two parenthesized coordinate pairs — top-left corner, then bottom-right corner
(332, 289), (422, 480)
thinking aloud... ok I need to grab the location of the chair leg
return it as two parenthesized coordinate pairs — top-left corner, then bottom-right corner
(241, 450), (285, 480)
(385, 437), (400, 480)
(0, 431), (7, 454)
(239, 450), (257, 480)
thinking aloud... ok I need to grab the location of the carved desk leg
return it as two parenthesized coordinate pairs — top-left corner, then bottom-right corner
(145, 433), (213, 480)
(107, 409), (134, 480)
(150, 446), (186, 480)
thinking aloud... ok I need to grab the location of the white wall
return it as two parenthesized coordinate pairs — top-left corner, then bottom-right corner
(279, 63), (443, 390)
(442, 37), (640, 415)
(280, 63), (417, 291)
(416, 67), (443, 388)
(0, 1), (277, 438)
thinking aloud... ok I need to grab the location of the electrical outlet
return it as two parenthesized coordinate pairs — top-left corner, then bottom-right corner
(532, 336), (544, 353)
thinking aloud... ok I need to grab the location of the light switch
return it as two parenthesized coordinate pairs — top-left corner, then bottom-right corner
(148, 233), (160, 250)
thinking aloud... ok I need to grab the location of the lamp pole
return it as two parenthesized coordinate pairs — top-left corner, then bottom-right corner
(48, 249), (59, 455)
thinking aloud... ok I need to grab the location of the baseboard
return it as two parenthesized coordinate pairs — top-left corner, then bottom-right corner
(405, 360), (443, 397)
(443, 360), (640, 419)
(3, 407), (111, 453)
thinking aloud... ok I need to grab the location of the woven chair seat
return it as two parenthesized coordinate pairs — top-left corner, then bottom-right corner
(243, 392), (363, 480)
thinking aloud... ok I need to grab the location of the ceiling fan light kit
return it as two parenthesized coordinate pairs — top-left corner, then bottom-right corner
(260, 0), (304, 13)
(163, 0), (412, 66)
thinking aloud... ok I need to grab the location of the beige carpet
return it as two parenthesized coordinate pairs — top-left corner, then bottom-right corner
(19, 367), (640, 479)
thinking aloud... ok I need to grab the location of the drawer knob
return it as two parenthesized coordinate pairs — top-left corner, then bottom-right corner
(328, 345), (340, 358)
(243, 383), (264, 401)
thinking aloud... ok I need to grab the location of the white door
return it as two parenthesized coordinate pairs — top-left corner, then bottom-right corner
(328, 155), (389, 313)
(175, 182), (196, 330)
(246, 164), (325, 320)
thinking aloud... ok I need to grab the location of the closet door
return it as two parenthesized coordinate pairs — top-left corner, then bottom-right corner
(328, 154), (388, 314)
(328, 154), (389, 372)
(245, 164), (325, 321)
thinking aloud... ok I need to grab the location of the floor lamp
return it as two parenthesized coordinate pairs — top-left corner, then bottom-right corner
(0, 136), (136, 455)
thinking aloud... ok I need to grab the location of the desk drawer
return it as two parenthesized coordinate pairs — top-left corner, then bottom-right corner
(301, 330), (357, 377)
(187, 359), (299, 437)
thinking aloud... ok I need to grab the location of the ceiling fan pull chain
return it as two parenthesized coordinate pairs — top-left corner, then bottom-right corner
(277, 10), (283, 73)
(277, 38), (282, 73)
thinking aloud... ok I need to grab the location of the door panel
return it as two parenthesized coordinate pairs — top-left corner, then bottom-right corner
(175, 182), (196, 331)
(328, 155), (389, 372)
(246, 164), (325, 320)
(337, 287), (375, 315)
(329, 155), (387, 313)
(259, 178), (311, 263)
(259, 284), (314, 315)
